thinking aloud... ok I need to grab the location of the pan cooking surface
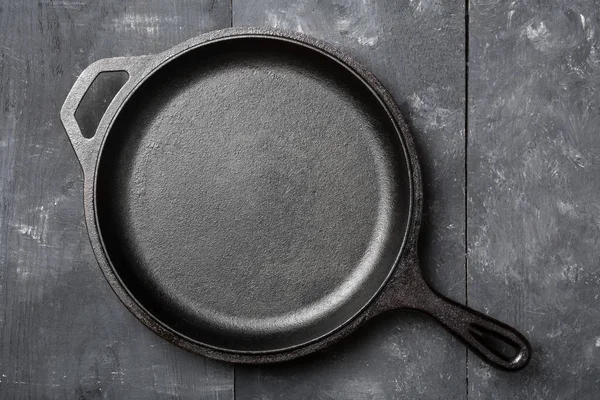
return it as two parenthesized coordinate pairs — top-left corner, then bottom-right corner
(63, 29), (531, 368)
(96, 38), (411, 352)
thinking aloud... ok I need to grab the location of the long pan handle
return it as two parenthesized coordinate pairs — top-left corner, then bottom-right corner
(416, 286), (530, 370)
(380, 258), (531, 371)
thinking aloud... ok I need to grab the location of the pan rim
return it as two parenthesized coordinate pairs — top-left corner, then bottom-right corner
(88, 27), (422, 359)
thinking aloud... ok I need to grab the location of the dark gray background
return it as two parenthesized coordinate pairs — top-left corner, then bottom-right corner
(0, 0), (598, 399)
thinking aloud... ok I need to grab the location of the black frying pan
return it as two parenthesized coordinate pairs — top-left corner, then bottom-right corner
(61, 28), (531, 370)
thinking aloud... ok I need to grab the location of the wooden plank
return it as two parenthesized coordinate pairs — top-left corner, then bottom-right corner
(0, 1), (233, 399)
(468, 1), (600, 397)
(232, 1), (467, 398)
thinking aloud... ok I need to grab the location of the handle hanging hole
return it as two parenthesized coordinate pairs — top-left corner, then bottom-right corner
(469, 324), (520, 361)
(74, 71), (129, 139)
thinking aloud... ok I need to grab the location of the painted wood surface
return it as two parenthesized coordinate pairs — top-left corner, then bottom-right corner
(468, 0), (600, 398)
(0, 2), (233, 399)
(2, 0), (599, 398)
(233, 1), (467, 399)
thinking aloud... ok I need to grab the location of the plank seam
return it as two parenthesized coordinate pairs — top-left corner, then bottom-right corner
(465, 0), (470, 398)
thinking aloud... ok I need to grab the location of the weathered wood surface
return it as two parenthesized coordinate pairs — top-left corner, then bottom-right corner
(0, 1), (233, 399)
(468, 0), (600, 398)
(3, 0), (599, 398)
(233, 1), (467, 399)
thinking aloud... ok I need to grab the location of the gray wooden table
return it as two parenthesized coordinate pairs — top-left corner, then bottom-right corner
(1, 1), (598, 399)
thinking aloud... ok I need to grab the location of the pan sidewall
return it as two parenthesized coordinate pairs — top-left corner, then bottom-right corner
(81, 27), (424, 363)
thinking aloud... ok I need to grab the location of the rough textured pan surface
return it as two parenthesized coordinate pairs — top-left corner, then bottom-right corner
(62, 28), (530, 369)
(95, 34), (413, 353)
(60, 28), (421, 361)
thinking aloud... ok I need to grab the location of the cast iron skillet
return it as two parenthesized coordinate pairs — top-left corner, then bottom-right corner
(61, 28), (531, 370)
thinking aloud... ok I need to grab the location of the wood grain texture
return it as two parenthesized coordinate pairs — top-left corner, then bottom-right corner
(232, 1), (467, 399)
(468, 0), (600, 398)
(10, 0), (600, 397)
(0, 1), (232, 399)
